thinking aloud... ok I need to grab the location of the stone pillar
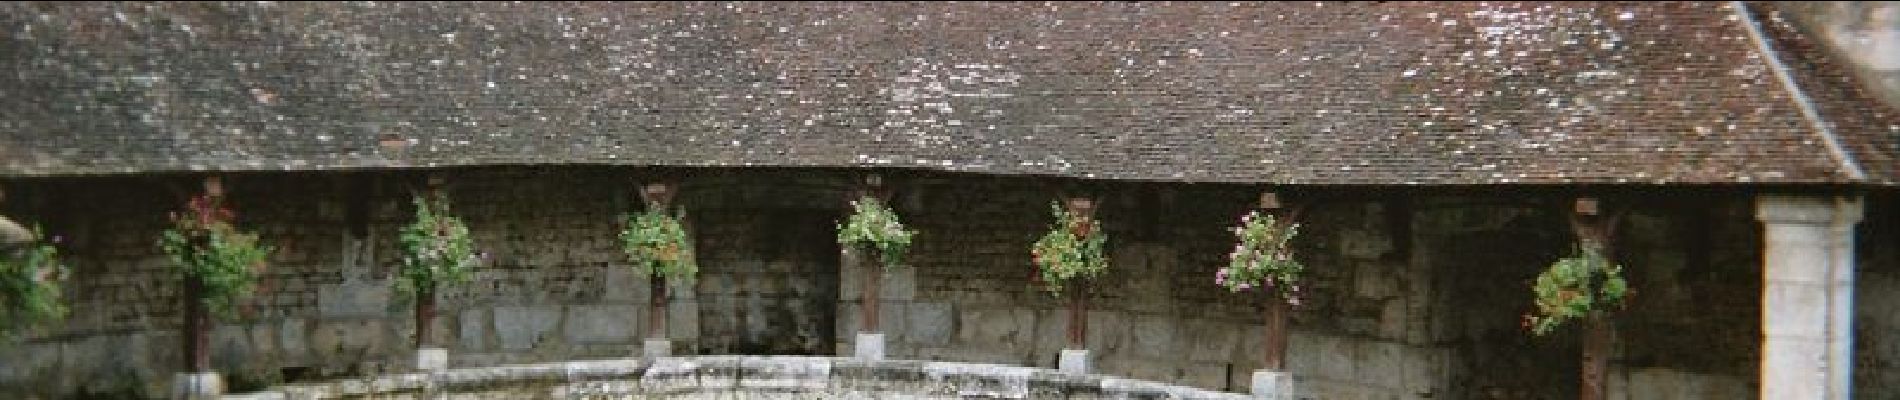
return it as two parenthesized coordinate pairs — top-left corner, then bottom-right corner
(1756, 195), (1862, 400)
(1059, 348), (1090, 375)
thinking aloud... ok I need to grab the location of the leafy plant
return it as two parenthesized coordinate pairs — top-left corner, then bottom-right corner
(159, 194), (272, 318)
(396, 193), (480, 297)
(1524, 246), (1629, 336)
(1030, 201), (1108, 295)
(2, 226), (67, 335)
(620, 208), (696, 280)
(836, 195), (916, 269)
(1218, 211), (1305, 306)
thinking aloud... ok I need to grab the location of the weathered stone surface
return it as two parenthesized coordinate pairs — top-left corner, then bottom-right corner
(493, 306), (561, 351)
(317, 279), (392, 318)
(905, 302), (953, 346)
(563, 305), (636, 344)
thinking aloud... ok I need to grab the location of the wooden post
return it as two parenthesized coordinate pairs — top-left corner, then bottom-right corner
(1569, 197), (1622, 400)
(641, 181), (677, 341)
(860, 174), (887, 334)
(183, 177), (223, 373)
(1258, 191), (1289, 370)
(1063, 196), (1095, 351)
(415, 175), (446, 349)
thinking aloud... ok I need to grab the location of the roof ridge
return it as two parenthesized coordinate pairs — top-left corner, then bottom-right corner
(1731, 1), (1868, 182)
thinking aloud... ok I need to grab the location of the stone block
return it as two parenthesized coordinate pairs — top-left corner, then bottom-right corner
(278, 318), (308, 361)
(906, 302), (954, 346)
(493, 306), (561, 351)
(211, 324), (254, 370)
(667, 300), (699, 340)
(1083, 310), (1128, 354)
(957, 308), (1036, 350)
(1060, 349), (1091, 374)
(171, 372), (224, 400)
(1355, 340), (1403, 386)
(459, 308), (488, 350)
(643, 338), (672, 358)
(416, 347), (449, 371)
(317, 279), (392, 318)
(1313, 335), (1354, 383)
(1252, 370), (1295, 400)
(310, 319), (388, 359)
(1187, 319), (1238, 363)
(564, 304), (637, 344)
(880, 266), (916, 301)
(1129, 314), (1180, 359)
(855, 332), (885, 360)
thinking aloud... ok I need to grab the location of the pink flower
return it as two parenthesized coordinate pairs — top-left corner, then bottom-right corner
(1288, 297), (1302, 307)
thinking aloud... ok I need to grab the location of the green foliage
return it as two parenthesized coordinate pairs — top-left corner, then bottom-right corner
(1525, 246), (1629, 336)
(1030, 202), (1109, 295)
(396, 194), (480, 297)
(1219, 211), (1305, 305)
(159, 195), (272, 318)
(836, 195), (916, 269)
(620, 208), (696, 280)
(2, 226), (67, 336)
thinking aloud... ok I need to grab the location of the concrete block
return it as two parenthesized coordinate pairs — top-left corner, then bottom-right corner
(957, 308), (1035, 349)
(564, 305), (636, 344)
(171, 372), (223, 400)
(667, 300), (699, 340)
(1060, 349), (1091, 375)
(855, 332), (885, 360)
(493, 306), (561, 351)
(1251, 369), (1295, 400)
(416, 347), (449, 371)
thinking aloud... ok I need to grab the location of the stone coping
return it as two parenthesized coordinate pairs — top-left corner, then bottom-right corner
(225, 356), (1251, 399)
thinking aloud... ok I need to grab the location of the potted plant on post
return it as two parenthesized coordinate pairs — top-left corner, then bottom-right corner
(1524, 197), (1629, 400)
(835, 176), (914, 360)
(620, 182), (695, 358)
(394, 177), (480, 371)
(1218, 192), (1306, 400)
(1031, 196), (1108, 374)
(158, 177), (271, 399)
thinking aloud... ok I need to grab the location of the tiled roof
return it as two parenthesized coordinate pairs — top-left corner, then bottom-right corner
(0, 2), (1884, 185)
(1749, 2), (1900, 185)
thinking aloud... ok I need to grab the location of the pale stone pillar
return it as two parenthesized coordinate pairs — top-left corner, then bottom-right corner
(170, 372), (223, 400)
(1756, 195), (1862, 400)
(416, 347), (449, 371)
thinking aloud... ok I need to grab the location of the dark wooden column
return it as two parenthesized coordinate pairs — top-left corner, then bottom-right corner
(1257, 191), (1304, 370)
(415, 175), (445, 349)
(1569, 197), (1625, 400)
(1062, 196), (1096, 351)
(857, 174), (891, 334)
(639, 181), (679, 341)
(183, 176), (223, 374)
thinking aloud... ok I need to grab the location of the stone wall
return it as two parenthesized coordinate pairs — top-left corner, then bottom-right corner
(0, 167), (1891, 399)
(230, 356), (1249, 400)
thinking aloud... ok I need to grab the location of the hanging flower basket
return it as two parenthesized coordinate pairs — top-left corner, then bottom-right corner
(1524, 246), (1629, 336)
(2, 226), (67, 335)
(159, 194), (273, 318)
(621, 208), (697, 280)
(1031, 200), (1108, 295)
(1218, 210), (1305, 306)
(397, 194), (481, 297)
(836, 195), (916, 270)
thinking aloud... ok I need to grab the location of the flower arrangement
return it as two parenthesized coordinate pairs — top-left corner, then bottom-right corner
(2, 226), (67, 334)
(1217, 210), (1305, 306)
(1524, 246), (1629, 336)
(159, 194), (272, 317)
(836, 195), (916, 269)
(620, 207), (696, 280)
(396, 193), (480, 297)
(1030, 201), (1108, 295)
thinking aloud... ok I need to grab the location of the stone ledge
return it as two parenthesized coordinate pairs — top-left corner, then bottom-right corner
(227, 356), (1252, 399)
